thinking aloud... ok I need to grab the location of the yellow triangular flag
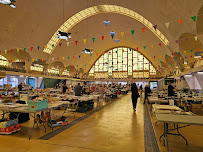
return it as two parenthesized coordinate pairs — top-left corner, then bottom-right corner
(62, 57), (64, 60)
(17, 49), (19, 53)
(184, 51), (186, 54)
(121, 32), (124, 37)
(83, 39), (86, 44)
(44, 45), (47, 48)
(67, 42), (70, 47)
(151, 45), (154, 48)
(180, 57), (182, 60)
(160, 55), (161, 58)
(84, 54), (86, 58)
(5, 50), (7, 54)
(32, 59), (34, 62)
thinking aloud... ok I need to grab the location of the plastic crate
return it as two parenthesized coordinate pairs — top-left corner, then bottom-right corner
(28, 100), (48, 111)
(0, 124), (20, 135)
(0, 119), (18, 128)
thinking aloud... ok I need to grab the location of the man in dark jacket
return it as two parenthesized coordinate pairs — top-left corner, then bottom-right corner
(75, 83), (82, 96)
(168, 82), (175, 96)
(144, 85), (151, 104)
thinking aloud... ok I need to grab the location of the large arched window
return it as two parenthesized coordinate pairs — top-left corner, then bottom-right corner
(89, 47), (156, 78)
(0, 55), (9, 67)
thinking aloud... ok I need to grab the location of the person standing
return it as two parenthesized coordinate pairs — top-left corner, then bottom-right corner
(131, 83), (139, 111)
(18, 82), (23, 92)
(75, 83), (82, 96)
(144, 85), (151, 104)
(139, 84), (143, 98)
(62, 84), (68, 94)
(168, 82), (175, 96)
(83, 82), (90, 95)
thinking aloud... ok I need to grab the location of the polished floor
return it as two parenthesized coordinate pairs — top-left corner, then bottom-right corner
(0, 94), (145, 152)
(1, 94), (203, 152)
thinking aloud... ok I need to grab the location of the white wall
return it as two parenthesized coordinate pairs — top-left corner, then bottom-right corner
(184, 74), (202, 90)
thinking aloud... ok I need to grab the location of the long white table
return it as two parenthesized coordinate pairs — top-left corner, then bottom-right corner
(156, 114), (203, 152)
(0, 101), (71, 140)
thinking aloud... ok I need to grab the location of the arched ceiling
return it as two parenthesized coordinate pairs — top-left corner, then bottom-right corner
(0, 0), (202, 76)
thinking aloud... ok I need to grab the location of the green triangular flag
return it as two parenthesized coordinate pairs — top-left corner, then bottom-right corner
(166, 54), (167, 57)
(52, 44), (54, 47)
(37, 59), (39, 61)
(68, 56), (70, 59)
(191, 16), (196, 22)
(24, 48), (26, 52)
(92, 38), (95, 43)
(143, 46), (146, 49)
(131, 30), (135, 35)
(90, 54), (92, 57)
(191, 49), (193, 52)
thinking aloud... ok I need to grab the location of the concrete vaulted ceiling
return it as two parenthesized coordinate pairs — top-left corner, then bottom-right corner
(0, 0), (202, 75)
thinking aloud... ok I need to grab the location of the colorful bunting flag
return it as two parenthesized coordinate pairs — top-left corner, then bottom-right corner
(44, 45), (47, 48)
(101, 36), (104, 40)
(143, 46), (146, 49)
(142, 28), (145, 33)
(17, 49), (19, 53)
(121, 32), (124, 37)
(159, 43), (161, 47)
(153, 25), (157, 30)
(83, 39), (86, 44)
(175, 40), (179, 44)
(92, 38), (95, 43)
(37, 46), (40, 50)
(24, 48), (26, 52)
(131, 30), (135, 35)
(151, 45), (153, 48)
(31, 47), (33, 51)
(191, 16), (196, 22)
(59, 43), (62, 47)
(75, 41), (78, 45)
(178, 19), (182, 24)
(165, 22), (170, 29)
(194, 36), (198, 41)
(67, 42), (70, 47)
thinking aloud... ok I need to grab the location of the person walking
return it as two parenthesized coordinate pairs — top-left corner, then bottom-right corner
(144, 85), (151, 104)
(131, 83), (139, 111)
(139, 84), (143, 98)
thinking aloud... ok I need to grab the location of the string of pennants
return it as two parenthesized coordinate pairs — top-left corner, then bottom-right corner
(0, 14), (199, 53)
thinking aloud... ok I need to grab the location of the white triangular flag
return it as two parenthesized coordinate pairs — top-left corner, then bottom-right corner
(194, 36), (198, 41)
(5, 50), (7, 54)
(52, 58), (54, 61)
(165, 22), (170, 29)
(67, 42), (70, 47)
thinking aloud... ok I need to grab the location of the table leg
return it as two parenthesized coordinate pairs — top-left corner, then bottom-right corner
(29, 113), (36, 140)
(177, 124), (188, 145)
(165, 123), (169, 152)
